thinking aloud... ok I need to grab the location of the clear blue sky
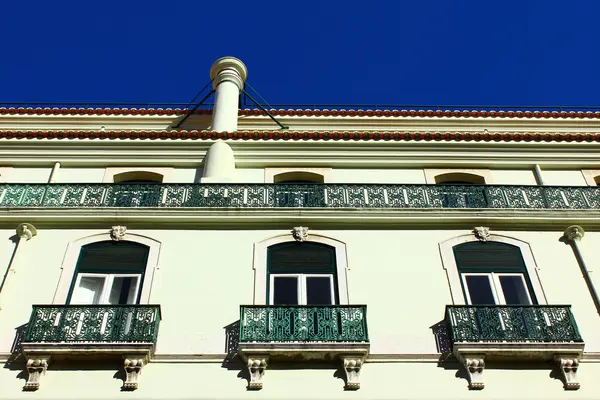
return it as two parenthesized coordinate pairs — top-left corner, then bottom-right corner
(1, 1), (599, 107)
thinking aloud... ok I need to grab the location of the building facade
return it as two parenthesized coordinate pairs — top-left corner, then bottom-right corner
(1, 57), (600, 398)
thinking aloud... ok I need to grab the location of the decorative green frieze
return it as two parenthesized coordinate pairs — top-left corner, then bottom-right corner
(446, 305), (583, 343)
(24, 305), (161, 343)
(1, 183), (600, 209)
(240, 305), (368, 342)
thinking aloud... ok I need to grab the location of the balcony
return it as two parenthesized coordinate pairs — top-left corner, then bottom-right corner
(21, 305), (161, 391)
(446, 305), (584, 390)
(238, 305), (369, 390)
(1, 183), (600, 210)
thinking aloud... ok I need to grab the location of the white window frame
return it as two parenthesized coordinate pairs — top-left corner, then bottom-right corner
(461, 272), (533, 305)
(53, 232), (161, 305)
(269, 273), (335, 305)
(253, 233), (350, 305)
(439, 233), (547, 305)
(71, 273), (142, 305)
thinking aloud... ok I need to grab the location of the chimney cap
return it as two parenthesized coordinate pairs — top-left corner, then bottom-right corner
(210, 57), (248, 89)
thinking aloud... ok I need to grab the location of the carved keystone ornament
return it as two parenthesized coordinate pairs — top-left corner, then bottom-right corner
(473, 226), (491, 242)
(291, 226), (308, 242)
(110, 226), (127, 241)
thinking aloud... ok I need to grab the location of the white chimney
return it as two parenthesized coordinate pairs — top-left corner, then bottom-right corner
(209, 57), (247, 132)
(201, 57), (247, 183)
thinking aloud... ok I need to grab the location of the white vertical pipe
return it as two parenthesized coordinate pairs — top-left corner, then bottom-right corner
(0, 224), (37, 311)
(564, 226), (600, 316)
(534, 164), (545, 185)
(48, 162), (61, 183)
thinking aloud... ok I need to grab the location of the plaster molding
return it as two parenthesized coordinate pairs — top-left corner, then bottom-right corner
(110, 225), (127, 241)
(246, 356), (268, 390)
(472, 226), (491, 242)
(341, 355), (364, 390)
(564, 225), (584, 242)
(457, 354), (485, 390)
(439, 233), (547, 305)
(24, 357), (49, 391)
(53, 232), (161, 304)
(123, 356), (147, 391)
(6, 208), (600, 230)
(209, 57), (248, 91)
(555, 355), (581, 390)
(16, 223), (37, 240)
(291, 226), (308, 242)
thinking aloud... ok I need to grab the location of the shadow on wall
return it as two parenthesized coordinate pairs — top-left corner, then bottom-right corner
(430, 320), (452, 355)
(193, 168), (204, 183)
(224, 320), (240, 358)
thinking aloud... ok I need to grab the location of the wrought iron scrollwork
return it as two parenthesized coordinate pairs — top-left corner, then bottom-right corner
(24, 305), (161, 343)
(2, 183), (600, 210)
(239, 305), (368, 342)
(446, 305), (583, 343)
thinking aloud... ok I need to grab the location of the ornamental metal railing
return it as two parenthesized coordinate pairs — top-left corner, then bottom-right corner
(3, 183), (600, 210)
(239, 305), (368, 342)
(24, 305), (161, 343)
(446, 305), (582, 343)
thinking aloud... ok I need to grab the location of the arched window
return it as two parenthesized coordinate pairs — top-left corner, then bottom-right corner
(67, 241), (150, 305)
(439, 234), (546, 305)
(113, 171), (164, 183)
(267, 242), (337, 305)
(274, 172), (325, 207)
(435, 172), (486, 185)
(454, 241), (536, 305)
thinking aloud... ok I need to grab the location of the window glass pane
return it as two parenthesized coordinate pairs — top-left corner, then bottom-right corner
(108, 276), (139, 305)
(273, 277), (299, 305)
(72, 276), (105, 305)
(306, 277), (333, 305)
(499, 275), (531, 305)
(465, 275), (496, 305)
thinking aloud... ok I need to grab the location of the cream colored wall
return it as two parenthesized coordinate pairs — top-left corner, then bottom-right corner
(1, 228), (600, 397)
(56, 168), (106, 183)
(329, 169), (426, 184)
(1, 167), (595, 186)
(2, 361), (600, 399)
(490, 169), (537, 185)
(1, 228), (599, 355)
(542, 170), (588, 186)
(0, 168), (52, 183)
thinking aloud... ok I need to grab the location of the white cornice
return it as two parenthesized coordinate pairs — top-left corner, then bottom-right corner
(0, 139), (600, 168)
(3, 113), (600, 133)
(2, 208), (600, 230)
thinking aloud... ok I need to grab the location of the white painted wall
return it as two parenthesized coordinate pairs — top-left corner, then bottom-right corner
(490, 169), (537, 185)
(1, 228), (598, 356)
(541, 170), (588, 186)
(0, 227), (599, 397)
(1, 168), (52, 183)
(329, 169), (426, 184)
(55, 168), (105, 183)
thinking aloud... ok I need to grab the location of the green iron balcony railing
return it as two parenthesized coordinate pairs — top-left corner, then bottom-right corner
(446, 305), (583, 343)
(24, 305), (161, 343)
(3, 183), (600, 210)
(240, 305), (369, 342)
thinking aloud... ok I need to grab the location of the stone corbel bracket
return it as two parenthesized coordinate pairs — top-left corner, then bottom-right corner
(122, 355), (148, 391)
(341, 355), (365, 390)
(246, 355), (268, 390)
(24, 356), (50, 391)
(555, 354), (581, 390)
(458, 354), (485, 390)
